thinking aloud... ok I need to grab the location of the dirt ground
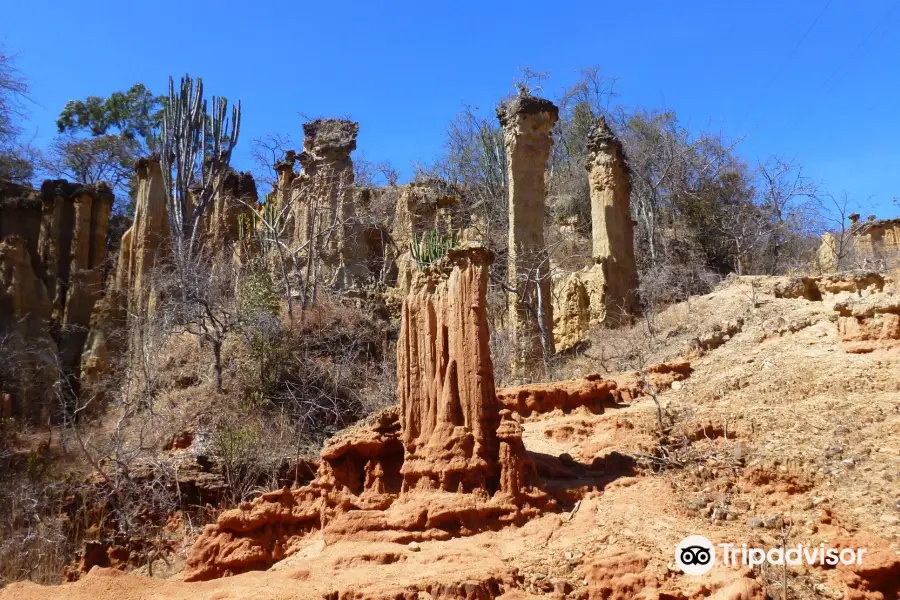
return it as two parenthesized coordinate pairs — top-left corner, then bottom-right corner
(4, 276), (898, 600)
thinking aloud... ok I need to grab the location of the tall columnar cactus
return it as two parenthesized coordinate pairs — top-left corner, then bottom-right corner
(160, 74), (241, 260)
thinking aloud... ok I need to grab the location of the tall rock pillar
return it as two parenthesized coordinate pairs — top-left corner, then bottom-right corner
(586, 116), (638, 322)
(498, 95), (558, 377)
(397, 246), (501, 492)
(292, 119), (364, 289)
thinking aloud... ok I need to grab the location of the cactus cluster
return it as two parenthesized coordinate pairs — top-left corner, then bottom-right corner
(410, 229), (460, 269)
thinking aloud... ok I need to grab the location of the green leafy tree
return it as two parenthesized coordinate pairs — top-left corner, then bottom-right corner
(43, 84), (164, 212)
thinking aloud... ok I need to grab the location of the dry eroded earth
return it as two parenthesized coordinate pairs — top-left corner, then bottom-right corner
(3, 277), (899, 600)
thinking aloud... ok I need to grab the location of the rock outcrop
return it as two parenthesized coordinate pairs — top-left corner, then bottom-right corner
(498, 95), (558, 376)
(0, 235), (56, 420)
(496, 361), (692, 416)
(585, 117), (639, 321)
(185, 246), (552, 582)
(834, 295), (900, 353)
(850, 216), (900, 272)
(816, 215), (900, 274)
(397, 246), (501, 492)
(770, 272), (885, 301)
(287, 119), (367, 289)
(0, 178), (113, 417)
(205, 170), (259, 246)
(390, 180), (464, 298)
(497, 374), (618, 417)
(553, 117), (638, 351)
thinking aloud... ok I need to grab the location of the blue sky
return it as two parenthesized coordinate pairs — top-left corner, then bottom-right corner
(3, 0), (899, 217)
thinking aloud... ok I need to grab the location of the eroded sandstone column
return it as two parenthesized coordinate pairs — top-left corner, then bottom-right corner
(58, 184), (113, 386)
(292, 120), (360, 286)
(120, 158), (169, 318)
(498, 95), (558, 376)
(397, 246), (501, 492)
(586, 116), (638, 322)
(207, 170), (258, 246)
(272, 151), (296, 237)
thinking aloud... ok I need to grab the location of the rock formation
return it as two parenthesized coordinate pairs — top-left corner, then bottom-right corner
(585, 116), (639, 320)
(818, 232), (838, 273)
(498, 95), (559, 376)
(205, 170), (259, 246)
(553, 117), (638, 351)
(849, 216), (900, 273)
(496, 361), (692, 417)
(0, 178), (113, 417)
(397, 246), (501, 492)
(390, 179), (464, 296)
(816, 215), (900, 274)
(497, 374), (619, 417)
(288, 119), (367, 289)
(835, 295), (900, 353)
(0, 235), (56, 420)
(185, 246), (552, 582)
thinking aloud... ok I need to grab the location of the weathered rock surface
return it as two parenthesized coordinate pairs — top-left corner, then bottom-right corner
(398, 246), (503, 491)
(585, 117), (638, 322)
(552, 118), (638, 351)
(185, 247), (552, 582)
(0, 178), (113, 417)
(850, 216), (900, 273)
(80, 159), (168, 397)
(496, 361), (693, 416)
(497, 374), (618, 417)
(834, 294), (900, 353)
(205, 170), (259, 246)
(288, 119), (366, 289)
(498, 95), (558, 376)
(771, 272), (885, 301)
(0, 235), (56, 419)
(390, 179), (464, 297)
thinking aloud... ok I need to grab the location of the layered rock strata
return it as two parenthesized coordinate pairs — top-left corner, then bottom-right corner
(835, 295), (900, 353)
(288, 119), (368, 289)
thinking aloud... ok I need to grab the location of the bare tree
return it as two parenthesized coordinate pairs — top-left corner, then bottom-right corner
(814, 191), (859, 271)
(250, 132), (292, 191)
(0, 47), (34, 182)
(757, 157), (819, 274)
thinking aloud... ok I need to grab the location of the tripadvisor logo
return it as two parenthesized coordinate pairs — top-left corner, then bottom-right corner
(674, 535), (867, 575)
(675, 535), (715, 575)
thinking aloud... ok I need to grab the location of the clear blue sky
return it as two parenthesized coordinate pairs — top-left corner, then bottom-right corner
(3, 0), (899, 217)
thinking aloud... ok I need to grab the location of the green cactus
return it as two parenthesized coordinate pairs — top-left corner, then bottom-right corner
(410, 228), (460, 269)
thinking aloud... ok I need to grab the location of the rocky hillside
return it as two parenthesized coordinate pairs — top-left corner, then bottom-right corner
(2, 267), (898, 600)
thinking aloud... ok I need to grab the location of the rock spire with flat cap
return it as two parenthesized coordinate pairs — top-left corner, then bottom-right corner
(497, 94), (559, 378)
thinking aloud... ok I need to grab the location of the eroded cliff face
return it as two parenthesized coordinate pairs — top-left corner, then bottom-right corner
(205, 170), (259, 246)
(184, 247), (552, 582)
(498, 95), (559, 377)
(585, 117), (639, 322)
(0, 178), (113, 417)
(835, 295), (900, 353)
(816, 216), (900, 274)
(553, 117), (638, 351)
(0, 235), (56, 420)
